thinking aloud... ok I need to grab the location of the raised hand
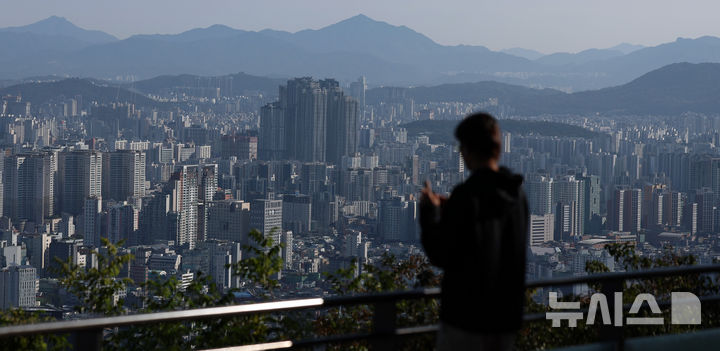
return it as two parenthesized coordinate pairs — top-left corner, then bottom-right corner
(421, 180), (447, 207)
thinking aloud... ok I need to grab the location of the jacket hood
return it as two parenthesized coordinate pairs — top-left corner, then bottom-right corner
(468, 166), (524, 201)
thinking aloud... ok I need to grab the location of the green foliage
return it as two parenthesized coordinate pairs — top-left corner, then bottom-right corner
(234, 229), (284, 297)
(518, 290), (598, 350)
(33, 234), (720, 351)
(586, 243), (720, 339)
(56, 238), (134, 315)
(109, 272), (233, 351)
(193, 229), (288, 349)
(517, 243), (720, 351)
(317, 254), (441, 351)
(105, 229), (286, 350)
(0, 238), (134, 351)
(0, 310), (70, 351)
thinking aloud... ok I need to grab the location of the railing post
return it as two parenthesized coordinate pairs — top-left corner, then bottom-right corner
(75, 328), (103, 351)
(600, 278), (624, 351)
(371, 300), (397, 351)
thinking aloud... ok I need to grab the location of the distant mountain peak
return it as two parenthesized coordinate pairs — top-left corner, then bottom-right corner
(204, 24), (235, 31)
(41, 15), (71, 23)
(327, 14), (398, 30)
(0, 15), (117, 43)
(28, 16), (89, 31)
(343, 14), (375, 23)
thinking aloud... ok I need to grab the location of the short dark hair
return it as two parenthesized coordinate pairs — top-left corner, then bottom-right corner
(454, 112), (500, 159)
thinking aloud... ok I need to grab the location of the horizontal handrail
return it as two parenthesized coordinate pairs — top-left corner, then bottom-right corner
(200, 325), (441, 351)
(0, 288), (442, 337)
(0, 264), (717, 339)
(525, 263), (720, 289)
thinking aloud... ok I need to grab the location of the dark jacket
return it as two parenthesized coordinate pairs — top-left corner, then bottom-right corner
(420, 167), (528, 333)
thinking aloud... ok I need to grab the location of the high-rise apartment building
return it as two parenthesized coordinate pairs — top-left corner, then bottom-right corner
(377, 196), (418, 243)
(283, 78), (327, 162)
(83, 196), (102, 247)
(259, 102), (285, 161)
(139, 193), (171, 245)
(169, 165), (199, 249)
(577, 174), (600, 233)
(197, 164), (218, 242)
(250, 199), (282, 244)
(282, 194), (312, 234)
(695, 188), (714, 233)
(279, 78), (358, 164)
(20, 233), (51, 271)
(553, 175), (585, 237)
(107, 202), (139, 244)
(300, 162), (328, 195)
(102, 150), (146, 202)
(221, 135), (257, 160)
(281, 231), (293, 270)
(530, 214), (555, 246)
(0, 265), (37, 309)
(206, 200), (250, 243)
(3, 152), (55, 224)
(326, 86), (359, 166)
(58, 149), (102, 216)
(609, 188), (642, 233)
(525, 175), (553, 215)
(349, 76), (366, 120)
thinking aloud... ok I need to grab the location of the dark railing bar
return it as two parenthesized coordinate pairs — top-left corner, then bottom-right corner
(526, 264), (720, 289)
(202, 325), (441, 351)
(322, 287), (441, 307)
(522, 294), (720, 322)
(0, 298), (324, 337)
(395, 324), (439, 336)
(0, 289), (443, 337)
(0, 264), (716, 338)
(290, 324), (439, 349)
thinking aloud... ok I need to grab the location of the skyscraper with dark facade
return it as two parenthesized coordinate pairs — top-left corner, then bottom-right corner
(3, 152), (55, 224)
(220, 135), (257, 160)
(349, 76), (366, 120)
(274, 78), (358, 164)
(577, 174), (600, 233)
(282, 78), (327, 162)
(259, 102), (285, 161)
(326, 84), (359, 166)
(378, 196), (418, 243)
(609, 188), (642, 233)
(58, 149), (102, 216)
(102, 150), (146, 203)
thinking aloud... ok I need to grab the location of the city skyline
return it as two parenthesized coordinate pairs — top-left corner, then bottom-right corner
(2, 1), (720, 53)
(1, 3), (719, 348)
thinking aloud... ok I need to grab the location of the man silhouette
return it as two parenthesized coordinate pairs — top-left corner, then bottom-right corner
(420, 112), (528, 351)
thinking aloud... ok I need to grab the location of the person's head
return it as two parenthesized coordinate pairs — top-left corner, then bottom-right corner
(454, 112), (501, 171)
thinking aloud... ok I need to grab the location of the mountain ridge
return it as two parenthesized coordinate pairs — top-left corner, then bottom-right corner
(0, 16), (117, 44)
(370, 62), (720, 116)
(2, 16), (720, 91)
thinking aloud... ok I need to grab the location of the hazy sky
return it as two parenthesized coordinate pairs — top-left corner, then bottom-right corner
(2, 0), (720, 53)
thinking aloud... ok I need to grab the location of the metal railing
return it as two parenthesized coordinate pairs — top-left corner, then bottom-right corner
(2, 264), (720, 350)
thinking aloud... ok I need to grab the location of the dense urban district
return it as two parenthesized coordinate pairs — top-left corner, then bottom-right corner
(0, 61), (719, 315)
